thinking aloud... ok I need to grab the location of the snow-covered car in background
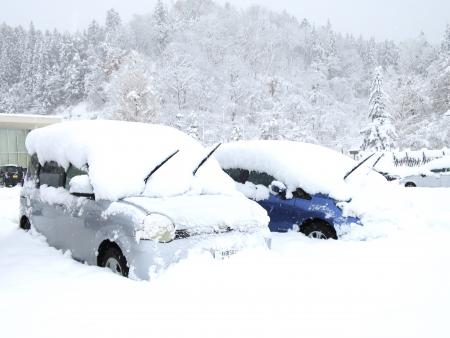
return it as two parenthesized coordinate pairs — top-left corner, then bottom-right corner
(400, 156), (450, 187)
(215, 141), (381, 239)
(19, 121), (270, 279)
(0, 164), (24, 187)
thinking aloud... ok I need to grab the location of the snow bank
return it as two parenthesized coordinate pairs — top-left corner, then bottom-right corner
(215, 140), (382, 201)
(26, 120), (236, 201)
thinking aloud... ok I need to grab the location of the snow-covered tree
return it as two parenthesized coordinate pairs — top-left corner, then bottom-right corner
(361, 67), (397, 151)
(108, 52), (159, 122)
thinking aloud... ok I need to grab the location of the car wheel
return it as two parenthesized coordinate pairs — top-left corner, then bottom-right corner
(99, 245), (129, 277)
(300, 220), (337, 240)
(19, 217), (31, 231)
(405, 182), (416, 187)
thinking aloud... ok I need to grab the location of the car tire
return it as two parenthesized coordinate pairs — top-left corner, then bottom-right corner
(405, 182), (416, 187)
(19, 217), (31, 231)
(300, 220), (337, 240)
(99, 245), (129, 277)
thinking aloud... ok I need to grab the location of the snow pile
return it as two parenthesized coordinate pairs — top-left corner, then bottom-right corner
(215, 140), (384, 201)
(26, 120), (236, 201)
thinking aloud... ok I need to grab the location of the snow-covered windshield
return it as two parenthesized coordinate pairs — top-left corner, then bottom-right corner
(26, 120), (236, 201)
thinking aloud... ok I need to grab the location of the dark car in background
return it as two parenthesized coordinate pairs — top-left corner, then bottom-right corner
(0, 165), (25, 187)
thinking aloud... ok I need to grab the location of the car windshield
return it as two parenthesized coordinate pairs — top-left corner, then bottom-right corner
(3, 166), (19, 172)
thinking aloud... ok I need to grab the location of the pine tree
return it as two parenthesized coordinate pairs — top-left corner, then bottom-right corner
(361, 67), (397, 151)
(153, 0), (170, 54)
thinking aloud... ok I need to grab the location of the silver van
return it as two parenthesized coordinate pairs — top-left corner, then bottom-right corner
(19, 121), (270, 279)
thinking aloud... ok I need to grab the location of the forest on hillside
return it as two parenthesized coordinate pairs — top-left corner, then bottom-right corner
(0, 0), (449, 150)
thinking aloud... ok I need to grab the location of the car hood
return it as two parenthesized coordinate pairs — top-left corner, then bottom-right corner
(122, 194), (270, 233)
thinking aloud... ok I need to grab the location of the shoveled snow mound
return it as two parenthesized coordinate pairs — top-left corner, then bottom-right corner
(215, 140), (384, 201)
(26, 120), (236, 200)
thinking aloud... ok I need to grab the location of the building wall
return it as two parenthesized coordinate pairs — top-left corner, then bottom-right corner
(0, 128), (29, 167)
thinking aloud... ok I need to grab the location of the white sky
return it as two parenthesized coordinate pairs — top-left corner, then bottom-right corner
(0, 0), (449, 43)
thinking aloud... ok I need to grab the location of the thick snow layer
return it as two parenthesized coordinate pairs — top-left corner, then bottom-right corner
(1, 186), (450, 338)
(424, 155), (450, 170)
(124, 194), (269, 232)
(26, 120), (236, 201)
(215, 140), (385, 201)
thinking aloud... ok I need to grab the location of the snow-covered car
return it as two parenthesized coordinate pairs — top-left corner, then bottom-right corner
(400, 156), (450, 187)
(19, 120), (270, 279)
(0, 164), (24, 187)
(215, 141), (383, 239)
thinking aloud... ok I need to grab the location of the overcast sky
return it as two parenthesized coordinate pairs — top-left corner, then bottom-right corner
(1, 0), (449, 43)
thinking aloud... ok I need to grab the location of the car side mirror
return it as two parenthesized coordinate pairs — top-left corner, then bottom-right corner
(69, 175), (94, 198)
(269, 180), (286, 196)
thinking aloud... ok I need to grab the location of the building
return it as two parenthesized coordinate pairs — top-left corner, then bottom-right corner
(0, 114), (62, 168)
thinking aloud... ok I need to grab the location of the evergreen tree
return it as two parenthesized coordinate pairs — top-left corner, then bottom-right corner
(361, 67), (397, 151)
(153, 0), (170, 54)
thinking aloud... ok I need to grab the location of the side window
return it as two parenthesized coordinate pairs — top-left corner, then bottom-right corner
(431, 168), (445, 173)
(292, 188), (312, 200)
(39, 161), (65, 188)
(65, 164), (88, 190)
(27, 154), (39, 179)
(247, 170), (275, 187)
(225, 168), (249, 184)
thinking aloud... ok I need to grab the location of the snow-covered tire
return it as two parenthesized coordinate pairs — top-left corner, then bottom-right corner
(405, 182), (416, 187)
(19, 217), (31, 231)
(99, 245), (129, 277)
(300, 220), (337, 240)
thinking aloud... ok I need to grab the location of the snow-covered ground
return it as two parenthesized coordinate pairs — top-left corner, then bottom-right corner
(1, 185), (450, 338)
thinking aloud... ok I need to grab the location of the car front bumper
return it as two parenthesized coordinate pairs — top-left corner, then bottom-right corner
(125, 230), (271, 280)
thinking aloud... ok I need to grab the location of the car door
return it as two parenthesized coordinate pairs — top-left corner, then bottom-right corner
(433, 168), (450, 187)
(57, 165), (107, 262)
(443, 168), (450, 187)
(31, 161), (66, 248)
(246, 170), (298, 232)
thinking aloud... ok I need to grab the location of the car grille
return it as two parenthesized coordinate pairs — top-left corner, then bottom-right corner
(175, 227), (233, 240)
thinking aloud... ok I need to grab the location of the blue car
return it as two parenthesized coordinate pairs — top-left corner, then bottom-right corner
(216, 140), (362, 239)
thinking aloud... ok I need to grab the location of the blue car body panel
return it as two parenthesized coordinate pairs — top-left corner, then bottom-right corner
(223, 168), (361, 237)
(258, 192), (359, 234)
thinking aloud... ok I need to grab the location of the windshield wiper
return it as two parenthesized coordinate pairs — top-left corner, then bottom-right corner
(193, 143), (222, 176)
(343, 153), (375, 181)
(144, 149), (180, 184)
(371, 153), (385, 169)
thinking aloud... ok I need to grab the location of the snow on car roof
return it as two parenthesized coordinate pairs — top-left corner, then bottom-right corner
(425, 156), (450, 170)
(215, 140), (358, 201)
(26, 120), (236, 201)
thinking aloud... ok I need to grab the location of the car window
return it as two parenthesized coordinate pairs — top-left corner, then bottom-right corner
(224, 168), (249, 184)
(27, 154), (39, 179)
(292, 187), (312, 200)
(65, 165), (88, 190)
(431, 168), (445, 173)
(39, 161), (65, 188)
(247, 170), (275, 187)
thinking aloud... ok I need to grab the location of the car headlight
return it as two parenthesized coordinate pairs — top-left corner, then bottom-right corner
(137, 213), (176, 243)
